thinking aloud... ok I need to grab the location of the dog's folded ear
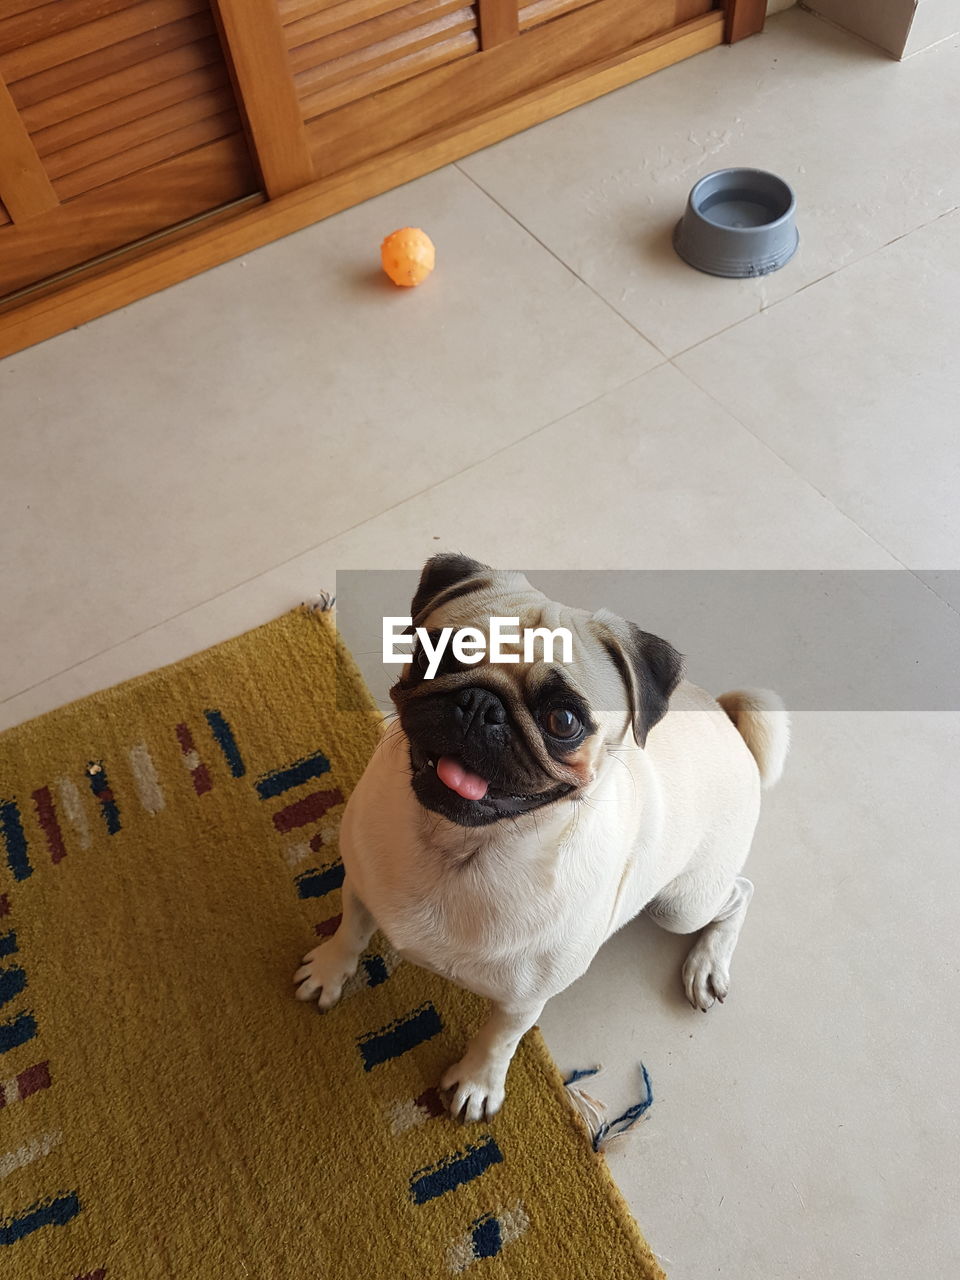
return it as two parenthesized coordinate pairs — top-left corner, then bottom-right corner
(411, 553), (491, 626)
(593, 613), (684, 746)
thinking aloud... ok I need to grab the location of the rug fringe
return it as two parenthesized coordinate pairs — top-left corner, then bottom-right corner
(298, 591), (336, 615)
(564, 1064), (654, 1153)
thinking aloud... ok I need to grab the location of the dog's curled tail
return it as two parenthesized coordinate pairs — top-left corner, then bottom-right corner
(717, 688), (790, 789)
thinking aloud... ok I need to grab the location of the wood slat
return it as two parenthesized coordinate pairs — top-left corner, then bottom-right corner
(477, 0), (517, 49)
(308, 0), (709, 175)
(50, 110), (238, 202)
(52, 107), (240, 200)
(289, 0), (467, 74)
(32, 63), (228, 154)
(520, 0), (595, 32)
(0, 0), (51, 21)
(0, 130), (255, 296)
(8, 12), (215, 108)
(278, 0), (349, 23)
(0, 0), (143, 58)
(284, 0), (413, 50)
(300, 27), (475, 117)
(0, 13), (722, 353)
(211, 0), (314, 197)
(19, 35), (222, 133)
(0, 71), (59, 221)
(0, 0), (209, 83)
(43, 85), (233, 179)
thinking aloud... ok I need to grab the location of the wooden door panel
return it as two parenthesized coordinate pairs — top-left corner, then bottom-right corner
(0, 72), (59, 220)
(519, 0), (597, 32)
(0, 132), (254, 295)
(0, 2), (149, 56)
(302, 0), (711, 178)
(0, 0), (211, 84)
(0, 0), (257, 297)
(284, 0), (423, 50)
(41, 87), (235, 178)
(6, 14), (217, 108)
(283, 0), (478, 126)
(30, 61), (231, 153)
(17, 36), (225, 131)
(300, 31), (475, 117)
(289, 0), (470, 70)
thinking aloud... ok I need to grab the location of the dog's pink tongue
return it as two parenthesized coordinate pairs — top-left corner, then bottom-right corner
(436, 756), (489, 801)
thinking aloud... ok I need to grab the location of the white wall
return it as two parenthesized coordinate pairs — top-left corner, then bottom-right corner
(903, 0), (960, 55)
(800, 0), (960, 58)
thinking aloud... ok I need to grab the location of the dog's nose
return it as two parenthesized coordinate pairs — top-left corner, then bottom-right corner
(455, 687), (507, 734)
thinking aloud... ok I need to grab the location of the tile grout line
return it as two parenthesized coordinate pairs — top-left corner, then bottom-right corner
(9, 181), (958, 709)
(454, 162), (673, 361)
(671, 202), (960, 361)
(457, 138), (956, 366)
(663, 360), (960, 616)
(667, 356), (904, 557)
(0, 367), (663, 711)
(667, 206), (960, 602)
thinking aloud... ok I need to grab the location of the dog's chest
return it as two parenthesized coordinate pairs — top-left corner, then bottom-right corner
(374, 856), (608, 1003)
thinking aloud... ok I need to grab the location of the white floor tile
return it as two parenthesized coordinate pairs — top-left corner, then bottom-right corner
(0, 166), (656, 703)
(542, 711), (960, 1278)
(0, 363), (896, 730)
(677, 208), (960, 566)
(459, 8), (960, 355)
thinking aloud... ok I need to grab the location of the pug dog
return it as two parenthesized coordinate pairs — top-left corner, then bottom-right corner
(294, 555), (789, 1122)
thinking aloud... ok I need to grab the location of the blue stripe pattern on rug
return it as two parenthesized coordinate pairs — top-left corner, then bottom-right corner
(357, 1003), (443, 1072)
(0, 801), (31, 881)
(256, 751), (330, 800)
(362, 955), (389, 987)
(0, 964), (27, 1009)
(472, 1213), (503, 1258)
(409, 1138), (504, 1205)
(204, 710), (246, 777)
(0, 1010), (37, 1055)
(0, 1193), (82, 1246)
(295, 862), (345, 899)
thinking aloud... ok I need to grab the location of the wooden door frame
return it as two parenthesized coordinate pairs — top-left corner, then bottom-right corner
(723, 0), (765, 42)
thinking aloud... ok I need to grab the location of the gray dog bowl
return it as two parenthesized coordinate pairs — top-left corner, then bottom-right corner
(674, 168), (798, 278)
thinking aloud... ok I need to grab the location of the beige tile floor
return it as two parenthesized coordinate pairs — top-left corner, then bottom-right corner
(2, 7), (958, 1276)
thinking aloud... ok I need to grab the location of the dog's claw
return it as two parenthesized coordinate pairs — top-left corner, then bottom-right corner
(440, 1056), (507, 1124)
(682, 935), (732, 1013)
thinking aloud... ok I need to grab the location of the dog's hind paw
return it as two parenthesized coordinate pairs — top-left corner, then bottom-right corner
(682, 935), (732, 1012)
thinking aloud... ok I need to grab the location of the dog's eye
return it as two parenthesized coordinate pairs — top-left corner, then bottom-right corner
(412, 640), (429, 675)
(542, 707), (582, 740)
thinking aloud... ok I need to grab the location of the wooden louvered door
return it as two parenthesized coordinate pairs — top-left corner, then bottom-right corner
(0, 1), (763, 356)
(0, 0), (258, 297)
(283, 0), (716, 180)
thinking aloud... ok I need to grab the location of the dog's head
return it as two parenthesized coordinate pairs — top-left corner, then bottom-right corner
(390, 554), (683, 828)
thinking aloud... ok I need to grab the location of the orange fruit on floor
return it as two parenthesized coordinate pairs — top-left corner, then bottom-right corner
(381, 227), (436, 287)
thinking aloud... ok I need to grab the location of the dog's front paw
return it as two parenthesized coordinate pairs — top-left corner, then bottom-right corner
(440, 1053), (508, 1124)
(682, 934), (731, 1012)
(293, 944), (357, 1010)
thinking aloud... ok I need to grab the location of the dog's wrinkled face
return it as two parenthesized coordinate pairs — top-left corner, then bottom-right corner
(390, 555), (683, 828)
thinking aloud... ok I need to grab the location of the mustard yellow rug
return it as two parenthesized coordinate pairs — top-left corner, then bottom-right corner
(0, 607), (664, 1280)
